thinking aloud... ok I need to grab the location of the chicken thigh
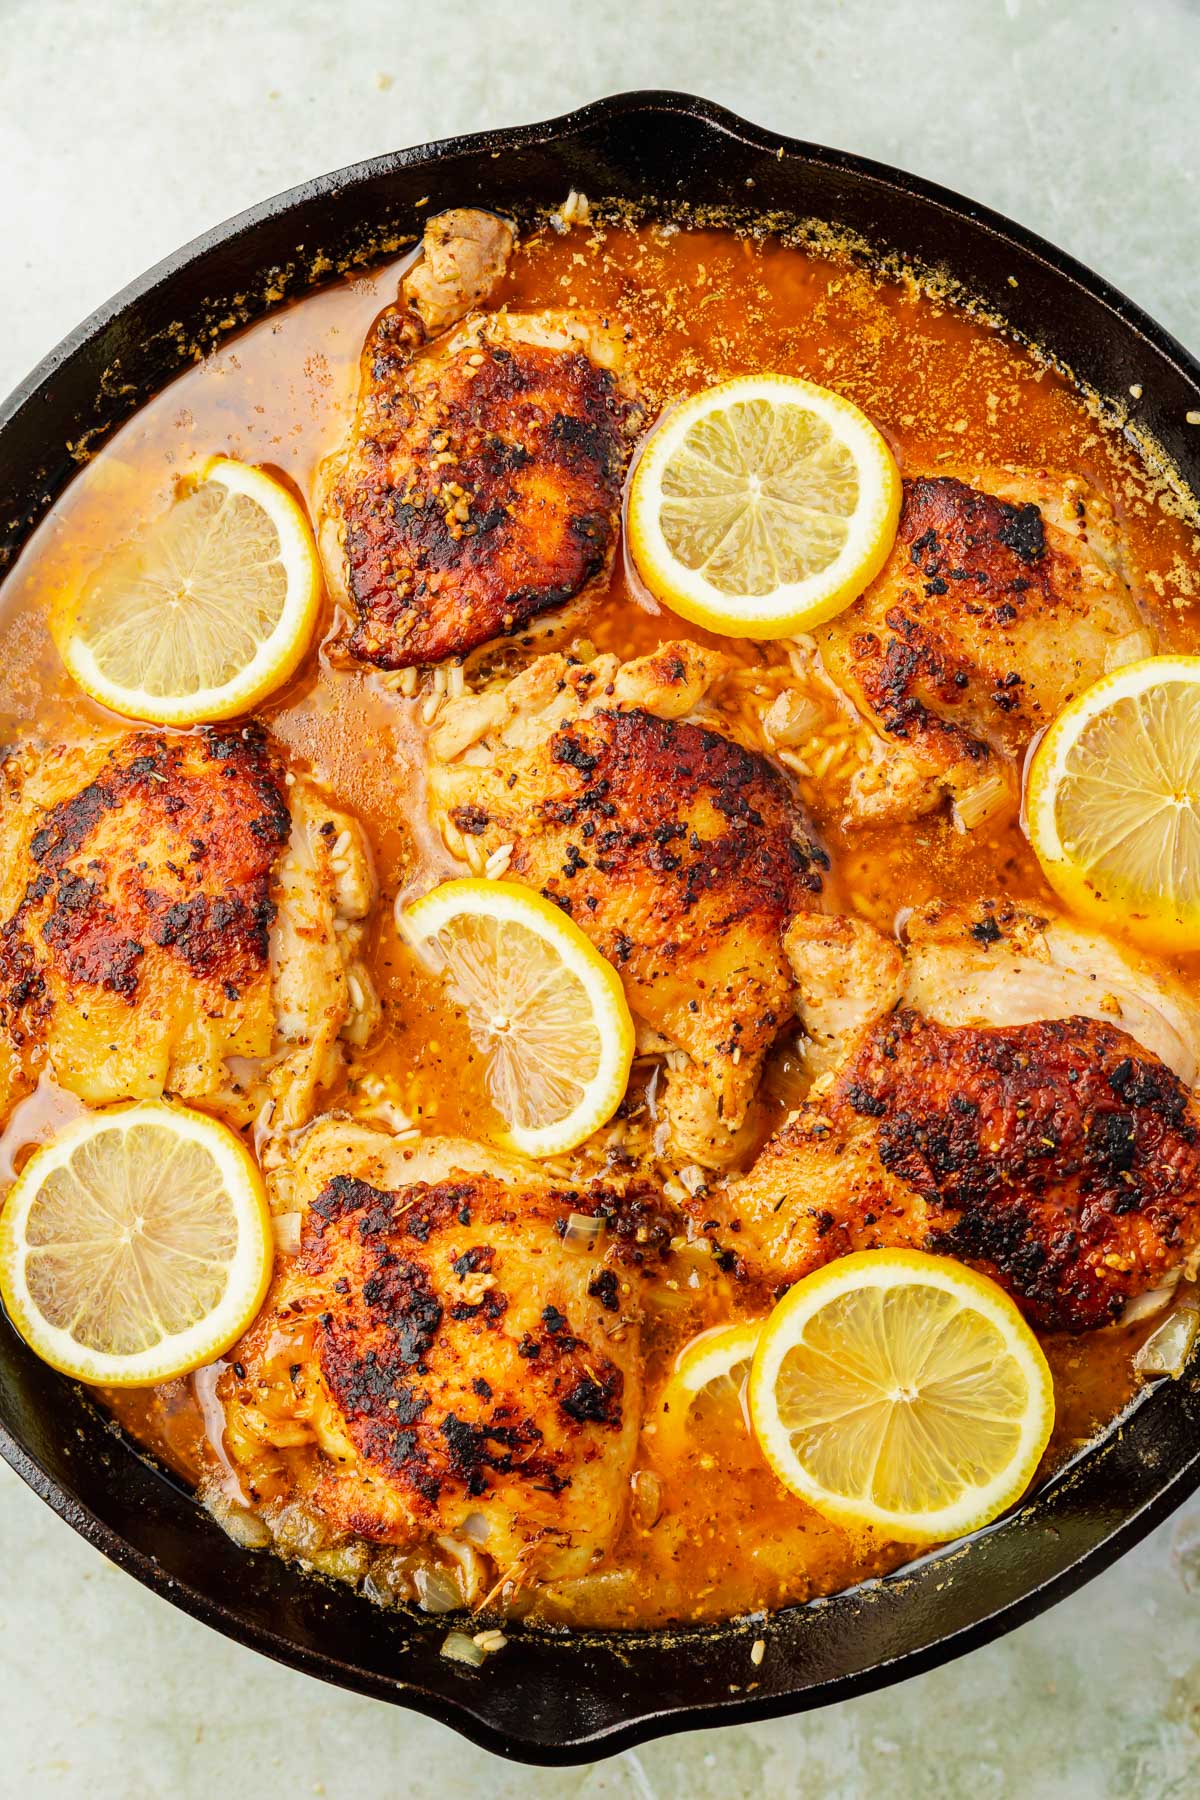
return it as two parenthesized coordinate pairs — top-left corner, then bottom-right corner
(818, 470), (1149, 825)
(321, 209), (642, 669)
(706, 899), (1200, 1331)
(220, 1121), (659, 1586)
(0, 726), (378, 1130)
(427, 641), (830, 1164)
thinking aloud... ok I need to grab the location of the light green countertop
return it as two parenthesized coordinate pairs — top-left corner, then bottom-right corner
(2, 2), (1199, 1793)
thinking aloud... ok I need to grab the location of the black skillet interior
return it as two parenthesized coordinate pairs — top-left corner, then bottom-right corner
(2, 90), (1200, 1765)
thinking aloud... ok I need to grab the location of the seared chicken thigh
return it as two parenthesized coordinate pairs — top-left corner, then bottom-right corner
(428, 642), (829, 1163)
(0, 727), (378, 1129)
(321, 209), (641, 669)
(818, 471), (1148, 824)
(222, 1122), (658, 1584)
(786, 898), (1200, 1085)
(707, 900), (1200, 1331)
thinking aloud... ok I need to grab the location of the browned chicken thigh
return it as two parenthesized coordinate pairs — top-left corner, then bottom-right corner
(221, 1123), (661, 1587)
(818, 470), (1149, 825)
(321, 209), (642, 669)
(705, 900), (1200, 1331)
(427, 641), (829, 1163)
(0, 726), (378, 1129)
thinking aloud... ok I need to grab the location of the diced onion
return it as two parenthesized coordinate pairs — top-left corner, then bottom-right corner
(436, 1534), (487, 1604)
(414, 1564), (463, 1614)
(526, 1567), (638, 1622)
(1135, 1305), (1200, 1379)
(362, 1573), (393, 1608)
(270, 1502), (327, 1559)
(952, 772), (1011, 832)
(1120, 1268), (1181, 1326)
(441, 1630), (486, 1667)
(308, 1542), (371, 1582)
(462, 1511), (491, 1544)
(203, 1491), (271, 1549)
(762, 690), (823, 747)
(562, 1212), (605, 1254)
(630, 1468), (663, 1529)
(271, 1210), (303, 1256)
(362, 1550), (414, 1608)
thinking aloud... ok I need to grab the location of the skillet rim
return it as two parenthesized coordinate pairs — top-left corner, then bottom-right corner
(1, 87), (1199, 1765)
(6, 88), (1200, 434)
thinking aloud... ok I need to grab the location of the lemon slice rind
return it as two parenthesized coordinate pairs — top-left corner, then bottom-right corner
(0, 1101), (272, 1387)
(627, 375), (901, 638)
(655, 1318), (763, 1456)
(749, 1249), (1054, 1543)
(54, 456), (321, 726)
(1026, 654), (1200, 952)
(400, 878), (635, 1159)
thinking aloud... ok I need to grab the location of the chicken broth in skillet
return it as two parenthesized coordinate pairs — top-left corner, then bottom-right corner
(2, 202), (1200, 1631)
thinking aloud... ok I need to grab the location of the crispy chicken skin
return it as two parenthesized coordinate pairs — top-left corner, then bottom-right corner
(708, 900), (1200, 1331)
(0, 727), (378, 1128)
(819, 470), (1148, 824)
(321, 209), (641, 669)
(721, 1010), (1200, 1332)
(428, 642), (829, 1156)
(223, 1124), (660, 1581)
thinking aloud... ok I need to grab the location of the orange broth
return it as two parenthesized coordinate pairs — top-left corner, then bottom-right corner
(4, 216), (1200, 1627)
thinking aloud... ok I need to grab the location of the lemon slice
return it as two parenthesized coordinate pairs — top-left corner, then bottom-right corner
(655, 1319), (762, 1457)
(1027, 655), (1200, 951)
(749, 1250), (1054, 1542)
(627, 375), (900, 637)
(400, 878), (635, 1157)
(0, 1102), (272, 1386)
(53, 456), (321, 724)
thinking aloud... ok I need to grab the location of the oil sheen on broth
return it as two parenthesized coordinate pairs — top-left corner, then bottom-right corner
(3, 217), (1199, 1630)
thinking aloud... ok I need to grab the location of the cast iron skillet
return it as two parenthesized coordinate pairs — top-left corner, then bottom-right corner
(2, 90), (1200, 1766)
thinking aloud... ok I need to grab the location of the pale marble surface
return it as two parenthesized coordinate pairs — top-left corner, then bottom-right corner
(2, 0), (1200, 1793)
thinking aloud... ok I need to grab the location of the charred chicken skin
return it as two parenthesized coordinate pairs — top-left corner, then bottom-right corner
(0, 726), (378, 1128)
(223, 1124), (661, 1582)
(708, 900), (1200, 1332)
(428, 641), (829, 1161)
(322, 209), (641, 669)
(818, 470), (1148, 824)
